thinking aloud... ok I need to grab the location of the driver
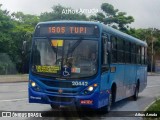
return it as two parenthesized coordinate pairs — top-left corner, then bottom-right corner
(91, 52), (97, 63)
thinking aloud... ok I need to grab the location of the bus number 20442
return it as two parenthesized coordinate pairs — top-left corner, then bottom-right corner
(72, 81), (88, 86)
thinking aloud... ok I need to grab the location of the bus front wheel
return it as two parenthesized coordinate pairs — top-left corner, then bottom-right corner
(107, 92), (112, 111)
(98, 92), (112, 114)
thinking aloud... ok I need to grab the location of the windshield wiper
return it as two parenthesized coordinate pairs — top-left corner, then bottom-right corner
(49, 39), (59, 64)
(67, 38), (83, 57)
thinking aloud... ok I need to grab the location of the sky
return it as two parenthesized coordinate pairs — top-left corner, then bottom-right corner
(1, 0), (160, 29)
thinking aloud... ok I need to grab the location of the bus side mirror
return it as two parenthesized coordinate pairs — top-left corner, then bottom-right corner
(22, 40), (31, 54)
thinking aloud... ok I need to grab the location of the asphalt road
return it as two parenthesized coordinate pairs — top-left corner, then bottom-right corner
(0, 76), (160, 120)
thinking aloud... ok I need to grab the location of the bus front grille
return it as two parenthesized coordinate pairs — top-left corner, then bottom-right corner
(40, 80), (78, 88)
(48, 96), (74, 103)
(46, 89), (78, 95)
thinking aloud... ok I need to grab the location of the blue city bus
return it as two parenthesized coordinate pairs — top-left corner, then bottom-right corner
(29, 21), (147, 112)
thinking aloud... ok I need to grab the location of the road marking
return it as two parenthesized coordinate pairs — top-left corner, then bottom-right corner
(0, 83), (28, 86)
(0, 98), (28, 102)
(0, 90), (27, 93)
(144, 97), (160, 111)
(147, 85), (160, 88)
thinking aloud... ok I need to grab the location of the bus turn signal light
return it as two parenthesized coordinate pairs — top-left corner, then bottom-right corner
(93, 83), (98, 87)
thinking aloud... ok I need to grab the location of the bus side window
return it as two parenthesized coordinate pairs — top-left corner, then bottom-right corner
(131, 43), (136, 64)
(125, 41), (131, 63)
(136, 45), (141, 64)
(117, 37), (124, 63)
(141, 47), (145, 64)
(111, 36), (117, 63)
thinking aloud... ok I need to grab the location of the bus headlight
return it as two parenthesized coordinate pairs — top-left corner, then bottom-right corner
(88, 86), (94, 92)
(30, 80), (41, 92)
(82, 83), (98, 95)
(31, 81), (36, 87)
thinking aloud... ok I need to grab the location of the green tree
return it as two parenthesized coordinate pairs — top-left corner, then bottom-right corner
(0, 4), (19, 74)
(40, 4), (88, 21)
(128, 27), (160, 71)
(90, 3), (134, 31)
(10, 12), (39, 73)
(0, 4), (14, 52)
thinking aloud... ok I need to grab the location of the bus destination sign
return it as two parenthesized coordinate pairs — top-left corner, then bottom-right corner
(35, 23), (100, 37)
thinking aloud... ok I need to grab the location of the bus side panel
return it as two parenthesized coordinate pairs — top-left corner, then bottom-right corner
(136, 65), (147, 92)
(124, 64), (137, 98)
(109, 64), (125, 102)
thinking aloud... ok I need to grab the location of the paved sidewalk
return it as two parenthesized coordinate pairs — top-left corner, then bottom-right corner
(0, 74), (28, 83)
(148, 72), (160, 76)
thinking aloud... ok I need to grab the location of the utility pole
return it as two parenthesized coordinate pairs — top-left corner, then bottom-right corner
(151, 28), (156, 75)
(151, 35), (153, 74)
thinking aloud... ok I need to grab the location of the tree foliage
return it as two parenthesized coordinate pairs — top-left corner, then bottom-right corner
(90, 3), (134, 31)
(40, 4), (88, 21)
(10, 12), (39, 73)
(0, 4), (13, 52)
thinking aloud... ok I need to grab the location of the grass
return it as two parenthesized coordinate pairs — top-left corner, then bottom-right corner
(146, 98), (160, 112)
(144, 98), (160, 120)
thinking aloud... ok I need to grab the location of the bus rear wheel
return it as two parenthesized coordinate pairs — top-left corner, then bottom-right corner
(50, 104), (60, 110)
(133, 83), (139, 101)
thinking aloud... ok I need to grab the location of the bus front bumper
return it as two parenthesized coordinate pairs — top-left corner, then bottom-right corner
(28, 87), (108, 109)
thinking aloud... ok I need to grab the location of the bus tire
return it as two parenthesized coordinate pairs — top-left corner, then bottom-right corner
(50, 104), (60, 110)
(106, 92), (112, 112)
(133, 83), (139, 101)
(98, 92), (112, 114)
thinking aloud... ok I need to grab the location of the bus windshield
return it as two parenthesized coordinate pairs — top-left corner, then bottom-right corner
(31, 39), (98, 78)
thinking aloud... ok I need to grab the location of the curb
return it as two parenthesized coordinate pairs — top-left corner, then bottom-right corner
(148, 75), (160, 76)
(147, 72), (160, 76)
(0, 74), (28, 83)
(0, 81), (28, 83)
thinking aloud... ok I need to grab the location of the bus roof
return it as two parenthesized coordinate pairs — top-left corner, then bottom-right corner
(101, 24), (148, 47)
(37, 20), (99, 25)
(37, 21), (147, 47)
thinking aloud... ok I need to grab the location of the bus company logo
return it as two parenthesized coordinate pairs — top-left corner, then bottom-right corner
(58, 89), (63, 94)
(2, 112), (11, 117)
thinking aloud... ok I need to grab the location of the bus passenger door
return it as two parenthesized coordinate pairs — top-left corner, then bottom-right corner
(99, 35), (110, 108)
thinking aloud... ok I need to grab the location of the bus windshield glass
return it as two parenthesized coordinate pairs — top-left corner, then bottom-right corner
(31, 39), (98, 78)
